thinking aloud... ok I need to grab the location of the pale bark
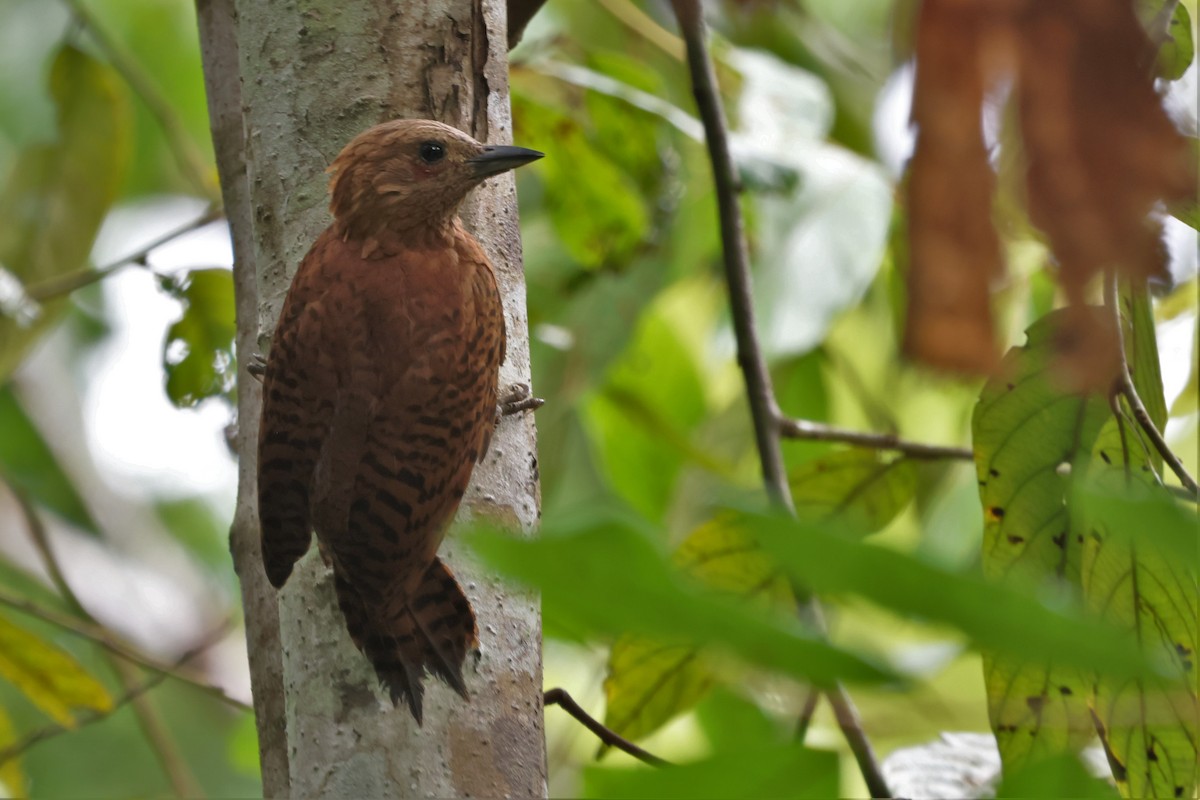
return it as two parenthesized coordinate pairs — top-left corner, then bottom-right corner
(197, 1), (545, 796)
(196, 1), (292, 794)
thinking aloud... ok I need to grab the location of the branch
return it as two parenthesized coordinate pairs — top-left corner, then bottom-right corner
(24, 206), (224, 302)
(669, 4), (891, 796)
(793, 686), (821, 743)
(0, 588), (249, 712)
(778, 417), (974, 461)
(544, 688), (669, 767)
(0, 619), (235, 768)
(1118, 379), (1198, 496)
(61, 0), (219, 203)
(13, 492), (206, 795)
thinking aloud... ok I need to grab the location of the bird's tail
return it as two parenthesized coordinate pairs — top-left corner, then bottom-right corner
(333, 558), (478, 724)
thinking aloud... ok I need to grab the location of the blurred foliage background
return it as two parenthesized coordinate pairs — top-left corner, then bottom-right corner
(0, 0), (1195, 797)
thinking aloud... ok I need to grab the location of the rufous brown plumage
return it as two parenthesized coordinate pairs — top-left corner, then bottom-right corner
(256, 119), (542, 722)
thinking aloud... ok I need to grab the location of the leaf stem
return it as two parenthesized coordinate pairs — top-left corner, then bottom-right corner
(544, 688), (669, 767)
(1106, 275), (1199, 497)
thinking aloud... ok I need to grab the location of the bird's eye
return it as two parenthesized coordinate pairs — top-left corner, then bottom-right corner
(418, 141), (445, 164)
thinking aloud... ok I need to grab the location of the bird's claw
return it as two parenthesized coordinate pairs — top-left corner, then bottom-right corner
(497, 383), (544, 418)
(247, 352), (267, 382)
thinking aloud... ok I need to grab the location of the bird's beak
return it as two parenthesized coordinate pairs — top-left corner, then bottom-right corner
(469, 145), (544, 178)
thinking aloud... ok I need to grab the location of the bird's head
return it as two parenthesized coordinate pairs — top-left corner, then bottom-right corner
(327, 119), (542, 242)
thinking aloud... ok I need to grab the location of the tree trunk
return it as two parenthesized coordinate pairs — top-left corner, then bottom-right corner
(197, 1), (545, 796)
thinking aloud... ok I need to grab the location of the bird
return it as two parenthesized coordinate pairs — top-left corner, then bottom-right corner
(255, 118), (542, 723)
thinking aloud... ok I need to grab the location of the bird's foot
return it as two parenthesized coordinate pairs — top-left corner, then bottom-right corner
(497, 383), (544, 417)
(247, 352), (267, 382)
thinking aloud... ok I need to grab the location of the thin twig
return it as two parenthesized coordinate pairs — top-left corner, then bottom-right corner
(1119, 382), (1198, 495)
(0, 619), (234, 768)
(0, 588), (250, 712)
(61, 0), (219, 203)
(669, 4), (891, 796)
(24, 206), (224, 302)
(671, 0), (791, 513)
(544, 688), (669, 767)
(1106, 276), (1199, 497)
(793, 686), (821, 743)
(778, 417), (974, 461)
(13, 492), (205, 796)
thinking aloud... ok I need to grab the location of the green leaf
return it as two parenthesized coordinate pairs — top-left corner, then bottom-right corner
(161, 268), (236, 408)
(973, 309), (1111, 768)
(1138, 0), (1195, 80)
(469, 513), (894, 688)
(583, 742), (839, 799)
(694, 687), (784, 754)
(1082, 421), (1199, 800)
(603, 516), (792, 742)
(1160, 3), (1194, 80)
(603, 640), (713, 745)
(996, 752), (1119, 799)
(0, 702), (25, 797)
(0, 614), (112, 726)
(1073, 478), (1199, 568)
(789, 450), (916, 534)
(0, 45), (129, 380)
(0, 387), (98, 534)
(583, 282), (717, 518)
(1168, 138), (1200, 231)
(750, 512), (1157, 681)
(512, 92), (649, 270)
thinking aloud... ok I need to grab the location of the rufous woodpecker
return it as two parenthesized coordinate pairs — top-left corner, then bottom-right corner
(256, 119), (542, 722)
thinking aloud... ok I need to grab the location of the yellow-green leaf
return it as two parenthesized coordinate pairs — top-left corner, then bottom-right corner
(789, 450), (916, 535)
(603, 517), (793, 742)
(973, 309), (1112, 769)
(603, 640), (713, 744)
(1123, 286), (1167, 436)
(0, 45), (130, 380)
(1083, 421), (1199, 800)
(0, 702), (25, 797)
(0, 614), (112, 726)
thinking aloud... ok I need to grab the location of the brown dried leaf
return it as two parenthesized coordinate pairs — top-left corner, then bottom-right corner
(1011, 0), (1192, 390)
(904, 0), (1008, 374)
(1015, 0), (1192, 300)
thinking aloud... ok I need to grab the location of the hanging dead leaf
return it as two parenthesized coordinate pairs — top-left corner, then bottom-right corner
(903, 0), (1009, 374)
(1012, 0), (1191, 388)
(1015, 0), (1192, 296)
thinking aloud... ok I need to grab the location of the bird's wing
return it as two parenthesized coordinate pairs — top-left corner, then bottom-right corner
(257, 235), (341, 588)
(470, 251), (505, 463)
